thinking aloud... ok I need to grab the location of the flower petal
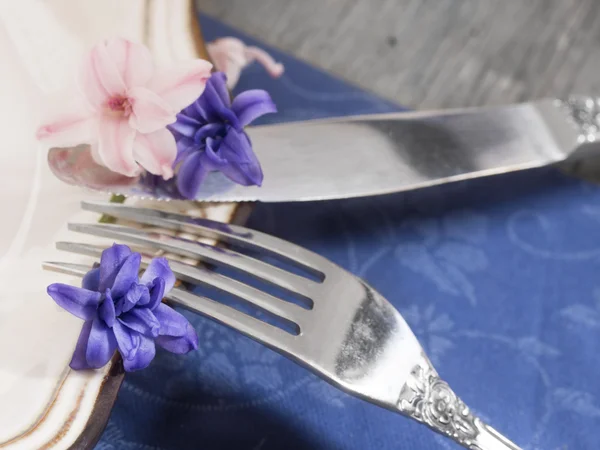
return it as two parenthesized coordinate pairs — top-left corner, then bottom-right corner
(199, 73), (238, 126)
(79, 40), (127, 108)
(82, 267), (100, 291)
(47, 284), (102, 320)
(193, 123), (223, 145)
(153, 303), (193, 337)
(221, 161), (262, 187)
(105, 38), (154, 89)
(206, 39), (245, 88)
(204, 138), (228, 166)
(69, 321), (93, 370)
(122, 334), (156, 372)
(140, 257), (175, 292)
(132, 128), (177, 179)
(244, 46), (285, 78)
(89, 142), (105, 166)
(145, 277), (165, 311)
(156, 322), (198, 354)
(111, 253), (142, 299)
(218, 130), (263, 186)
(99, 244), (132, 292)
(97, 116), (138, 176)
(168, 113), (202, 139)
(206, 71), (231, 108)
(231, 89), (277, 127)
(190, 96), (213, 122)
(216, 128), (252, 161)
(150, 59), (213, 112)
(122, 283), (150, 313)
(129, 86), (176, 133)
(113, 321), (140, 360)
(98, 292), (116, 327)
(174, 138), (196, 165)
(119, 307), (160, 337)
(35, 94), (93, 148)
(85, 317), (118, 368)
(176, 151), (209, 199)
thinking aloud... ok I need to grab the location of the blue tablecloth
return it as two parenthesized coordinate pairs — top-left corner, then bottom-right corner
(97, 15), (600, 450)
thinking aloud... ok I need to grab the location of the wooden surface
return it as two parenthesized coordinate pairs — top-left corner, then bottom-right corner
(199, 0), (600, 109)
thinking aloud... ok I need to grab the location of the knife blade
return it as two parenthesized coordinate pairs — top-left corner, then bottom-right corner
(193, 97), (599, 202)
(47, 97), (600, 202)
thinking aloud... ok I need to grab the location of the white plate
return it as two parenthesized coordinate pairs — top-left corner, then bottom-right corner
(0, 2), (238, 448)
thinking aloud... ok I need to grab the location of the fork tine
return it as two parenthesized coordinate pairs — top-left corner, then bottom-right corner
(167, 259), (308, 325)
(42, 261), (297, 352)
(81, 200), (329, 278)
(67, 223), (317, 300)
(56, 241), (155, 260)
(167, 288), (297, 351)
(42, 261), (91, 278)
(57, 241), (308, 326)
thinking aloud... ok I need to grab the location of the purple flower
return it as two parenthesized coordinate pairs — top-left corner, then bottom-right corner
(47, 244), (198, 372)
(168, 72), (277, 199)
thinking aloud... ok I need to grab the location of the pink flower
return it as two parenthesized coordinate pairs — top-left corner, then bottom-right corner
(207, 37), (284, 89)
(36, 38), (213, 179)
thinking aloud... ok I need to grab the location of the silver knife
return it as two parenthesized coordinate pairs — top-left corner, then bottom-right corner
(48, 96), (600, 202)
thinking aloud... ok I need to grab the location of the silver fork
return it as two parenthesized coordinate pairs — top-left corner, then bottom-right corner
(44, 200), (521, 450)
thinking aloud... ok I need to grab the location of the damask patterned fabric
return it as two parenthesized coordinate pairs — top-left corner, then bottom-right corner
(97, 15), (600, 450)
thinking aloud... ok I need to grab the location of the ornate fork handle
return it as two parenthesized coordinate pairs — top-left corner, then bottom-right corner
(397, 354), (521, 450)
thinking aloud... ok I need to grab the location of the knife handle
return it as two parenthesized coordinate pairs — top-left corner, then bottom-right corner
(557, 96), (600, 185)
(561, 96), (600, 144)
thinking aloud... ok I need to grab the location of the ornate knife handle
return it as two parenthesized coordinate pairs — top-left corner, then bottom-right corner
(397, 354), (522, 450)
(561, 95), (600, 143)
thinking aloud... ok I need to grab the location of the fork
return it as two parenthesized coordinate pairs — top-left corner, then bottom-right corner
(43, 200), (521, 450)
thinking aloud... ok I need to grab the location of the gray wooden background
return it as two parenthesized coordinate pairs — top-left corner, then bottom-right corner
(199, 0), (600, 109)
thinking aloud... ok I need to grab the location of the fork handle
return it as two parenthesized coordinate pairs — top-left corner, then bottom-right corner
(470, 422), (522, 450)
(397, 354), (522, 450)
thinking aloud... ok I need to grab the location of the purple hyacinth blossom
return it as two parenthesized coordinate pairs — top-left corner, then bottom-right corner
(47, 244), (198, 372)
(168, 71), (277, 199)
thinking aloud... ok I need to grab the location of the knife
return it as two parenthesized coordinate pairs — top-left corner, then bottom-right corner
(48, 96), (600, 202)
